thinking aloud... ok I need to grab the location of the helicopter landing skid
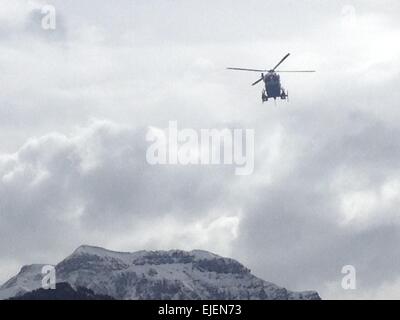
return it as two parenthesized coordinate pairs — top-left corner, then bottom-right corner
(280, 89), (288, 101)
(262, 90), (268, 103)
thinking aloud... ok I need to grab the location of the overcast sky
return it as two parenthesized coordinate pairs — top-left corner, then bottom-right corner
(1, 0), (400, 299)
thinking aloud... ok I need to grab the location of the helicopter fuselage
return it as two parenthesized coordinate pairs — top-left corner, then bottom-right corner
(263, 71), (287, 101)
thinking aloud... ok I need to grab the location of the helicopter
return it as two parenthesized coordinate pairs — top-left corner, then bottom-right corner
(227, 53), (315, 103)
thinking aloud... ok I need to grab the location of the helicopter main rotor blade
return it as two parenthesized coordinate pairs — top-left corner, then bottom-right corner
(251, 77), (264, 86)
(227, 67), (267, 72)
(275, 70), (316, 73)
(271, 53), (291, 72)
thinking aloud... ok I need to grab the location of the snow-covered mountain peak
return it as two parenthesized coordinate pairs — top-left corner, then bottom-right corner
(72, 246), (220, 260)
(0, 246), (321, 300)
(72, 245), (133, 258)
(187, 249), (222, 260)
(68, 246), (235, 268)
(19, 264), (47, 274)
(0, 264), (49, 300)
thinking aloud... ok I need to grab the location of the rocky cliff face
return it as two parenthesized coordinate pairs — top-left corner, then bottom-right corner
(0, 245), (320, 300)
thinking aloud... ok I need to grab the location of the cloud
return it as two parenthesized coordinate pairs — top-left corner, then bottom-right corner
(0, 120), (242, 278)
(233, 108), (400, 298)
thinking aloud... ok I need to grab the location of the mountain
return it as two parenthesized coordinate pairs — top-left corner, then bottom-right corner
(0, 264), (47, 300)
(0, 245), (320, 300)
(10, 282), (114, 300)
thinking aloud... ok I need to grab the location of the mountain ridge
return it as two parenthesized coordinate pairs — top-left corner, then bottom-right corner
(0, 245), (320, 300)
